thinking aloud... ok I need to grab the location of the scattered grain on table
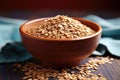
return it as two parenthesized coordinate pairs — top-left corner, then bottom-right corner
(12, 57), (114, 80)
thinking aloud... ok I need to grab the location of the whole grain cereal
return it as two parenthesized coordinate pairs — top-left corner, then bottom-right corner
(26, 15), (96, 39)
(12, 57), (114, 80)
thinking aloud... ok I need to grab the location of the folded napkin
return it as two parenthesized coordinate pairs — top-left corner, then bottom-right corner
(0, 15), (120, 63)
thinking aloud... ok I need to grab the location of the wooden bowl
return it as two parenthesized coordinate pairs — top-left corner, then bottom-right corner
(19, 17), (102, 68)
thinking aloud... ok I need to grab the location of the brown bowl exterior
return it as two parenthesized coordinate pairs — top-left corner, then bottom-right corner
(19, 17), (102, 68)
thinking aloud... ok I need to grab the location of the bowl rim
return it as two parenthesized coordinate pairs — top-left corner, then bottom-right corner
(19, 17), (102, 41)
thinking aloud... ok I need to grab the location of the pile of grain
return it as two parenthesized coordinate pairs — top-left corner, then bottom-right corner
(26, 15), (96, 39)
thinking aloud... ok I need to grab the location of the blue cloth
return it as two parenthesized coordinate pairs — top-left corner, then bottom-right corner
(84, 15), (120, 57)
(0, 17), (32, 63)
(0, 15), (120, 63)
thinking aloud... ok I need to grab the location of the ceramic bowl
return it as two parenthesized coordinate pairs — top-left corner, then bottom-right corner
(19, 17), (102, 68)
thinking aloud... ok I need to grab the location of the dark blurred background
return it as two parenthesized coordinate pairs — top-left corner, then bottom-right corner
(0, 0), (120, 19)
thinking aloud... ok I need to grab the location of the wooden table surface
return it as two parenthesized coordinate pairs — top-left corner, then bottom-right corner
(0, 57), (120, 80)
